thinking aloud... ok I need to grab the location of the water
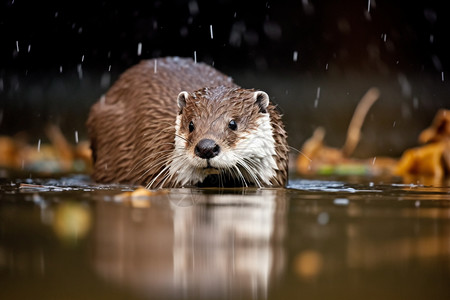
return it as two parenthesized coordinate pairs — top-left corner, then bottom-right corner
(1, 175), (449, 299)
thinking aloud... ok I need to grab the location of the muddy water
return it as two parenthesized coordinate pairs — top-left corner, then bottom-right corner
(1, 175), (449, 299)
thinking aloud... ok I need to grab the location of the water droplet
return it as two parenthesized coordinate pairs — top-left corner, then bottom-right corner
(74, 131), (79, 144)
(77, 64), (83, 79)
(137, 42), (142, 56)
(194, 51), (197, 63)
(210, 25), (213, 39)
(397, 73), (412, 97)
(37, 139), (41, 152)
(293, 51), (298, 62)
(100, 72), (111, 88)
(413, 97), (419, 109)
(431, 55), (442, 71)
(154, 59), (157, 74)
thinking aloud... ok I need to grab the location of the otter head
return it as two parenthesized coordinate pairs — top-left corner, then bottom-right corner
(169, 86), (278, 187)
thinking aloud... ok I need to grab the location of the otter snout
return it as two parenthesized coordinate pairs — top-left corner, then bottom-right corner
(195, 139), (220, 159)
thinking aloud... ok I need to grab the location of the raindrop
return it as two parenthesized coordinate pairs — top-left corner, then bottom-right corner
(77, 64), (83, 79)
(55, 11), (58, 18)
(28, 44), (31, 53)
(441, 72), (445, 82)
(229, 21), (246, 47)
(59, 66), (63, 73)
(367, 0), (371, 12)
(180, 26), (188, 37)
(372, 157), (377, 165)
(415, 200), (420, 208)
(154, 59), (157, 73)
(37, 139), (41, 152)
(401, 102), (412, 119)
(0, 78), (3, 91)
(81, 55), (85, 62)
(194, 51), (197, 63)
(412, 97), (419, 109)
(210, 25), (213, 39)
(430, 34), (434, 43)
(314, 87), (320, 108)
(74, 131), (79, 144)
(137, 42), (142, 56)
(397, 73), (412, 98)
(293, 51), (298, 62)
(188, 0), (199, 15)
(392, 121), (396, 128)
(78, 27), (82, 34)
(100, 72), (111, 88)
(108, 65), (111, 72)
(431, 55), (442, 71)
(325, 63), (329, 70)
(15, 41), (19, 52)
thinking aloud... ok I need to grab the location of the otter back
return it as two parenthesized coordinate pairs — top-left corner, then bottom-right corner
(87, 57), (288, 188)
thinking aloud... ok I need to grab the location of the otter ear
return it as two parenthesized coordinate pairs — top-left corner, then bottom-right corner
(253, 91), (269, 113)
(177, 91), (189, 114)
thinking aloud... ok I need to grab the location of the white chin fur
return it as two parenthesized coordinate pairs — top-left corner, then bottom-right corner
(169, 114), (277, 187)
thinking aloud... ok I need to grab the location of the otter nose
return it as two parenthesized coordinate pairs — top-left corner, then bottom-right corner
(195, 139), (220, 159)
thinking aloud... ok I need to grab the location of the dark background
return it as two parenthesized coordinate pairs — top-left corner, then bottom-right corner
(1, 0), (449, 157)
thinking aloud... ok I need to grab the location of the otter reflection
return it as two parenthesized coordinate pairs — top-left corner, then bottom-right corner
(92, 189), (286, 299)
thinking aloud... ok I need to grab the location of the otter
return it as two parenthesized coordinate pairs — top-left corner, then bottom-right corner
(87, 57), (288, 188)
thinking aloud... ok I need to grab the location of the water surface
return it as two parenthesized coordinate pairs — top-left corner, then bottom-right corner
(1, 176), (449, 299)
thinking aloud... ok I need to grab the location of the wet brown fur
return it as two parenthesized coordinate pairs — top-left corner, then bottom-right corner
(87, 57), (288, 187)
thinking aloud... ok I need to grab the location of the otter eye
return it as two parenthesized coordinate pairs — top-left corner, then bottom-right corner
(189, 121), (195, 133)
(228, 120), (237, 131)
